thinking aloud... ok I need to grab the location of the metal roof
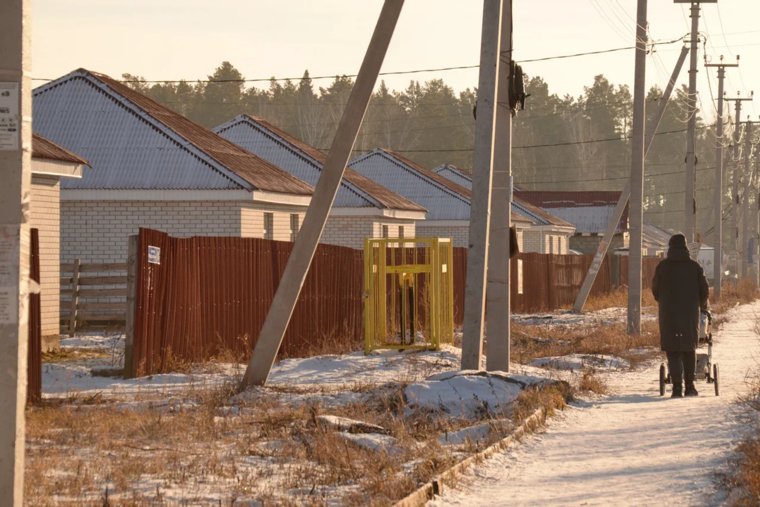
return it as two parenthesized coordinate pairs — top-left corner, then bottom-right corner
(32, 133), (89, 165)
(516, 190), (628, 234)
(349, 149), (535, 224)
(32, 69), (313, 195)
(214, 115), (424, 211)
(433, 164), (473, 189)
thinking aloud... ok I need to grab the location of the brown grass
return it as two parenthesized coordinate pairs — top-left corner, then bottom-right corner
(583, 286), (657, 312)
(577, 370), (609, 395)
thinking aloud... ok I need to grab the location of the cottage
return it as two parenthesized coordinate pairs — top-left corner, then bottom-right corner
(350, 150), (575, 252)
(30, 134), (88, 346)
(515, 190), (629, 255)
(214, 115), (426, 249)
(33, 69), (314, 264)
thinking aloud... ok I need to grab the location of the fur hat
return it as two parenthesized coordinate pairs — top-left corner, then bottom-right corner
(668, 233), (687, 249)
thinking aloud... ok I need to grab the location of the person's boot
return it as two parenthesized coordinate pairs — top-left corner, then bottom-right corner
(684, 382), (699, 397)
(671, 384), (683, 398)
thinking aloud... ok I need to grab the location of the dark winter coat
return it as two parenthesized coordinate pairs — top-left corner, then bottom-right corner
(651, 246), (709, 351)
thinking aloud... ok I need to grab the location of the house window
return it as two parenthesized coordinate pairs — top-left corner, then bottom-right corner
(398, 226), (405, 238)
(382, 225), (389, 238)
(264, 212), (274, 240)
(290, 214), (300, 242)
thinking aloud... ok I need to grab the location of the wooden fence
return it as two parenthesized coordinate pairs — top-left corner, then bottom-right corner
(60, 261), (127, 335)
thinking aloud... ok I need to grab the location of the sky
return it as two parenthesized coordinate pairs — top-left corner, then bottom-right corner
(31, 1), (760, 122)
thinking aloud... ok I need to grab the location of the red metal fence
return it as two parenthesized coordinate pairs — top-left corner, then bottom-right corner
(28, 228), (41, 403)
(129, 229), (663, 376)
(130, 229), (364, 376)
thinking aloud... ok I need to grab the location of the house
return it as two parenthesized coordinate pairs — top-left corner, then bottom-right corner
(31, 134), (88, 346)
(350, 150), (575, 252)
(516, 190), (629, 255)
(33, 69), (314, 265)
(213, 115), (426, 249)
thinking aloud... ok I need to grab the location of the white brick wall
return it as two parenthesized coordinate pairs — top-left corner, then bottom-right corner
(30, 175), (62, 338)
(61, 200), (307, 264)
(320, 216), (417, 250)
(416, 225), (469, 247)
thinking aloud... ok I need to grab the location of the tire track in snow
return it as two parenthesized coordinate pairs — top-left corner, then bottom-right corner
(430, 301), (760, 506)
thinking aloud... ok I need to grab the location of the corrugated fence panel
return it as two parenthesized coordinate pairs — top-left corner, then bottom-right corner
(133, 229), (364, 376)
(27, 228), (41, 404)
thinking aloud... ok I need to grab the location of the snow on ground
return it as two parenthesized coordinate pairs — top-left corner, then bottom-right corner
(430, 301), (760, 507)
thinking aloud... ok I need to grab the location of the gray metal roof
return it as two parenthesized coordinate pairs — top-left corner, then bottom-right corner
(214, 115), (424, 211)
(349, 150), (472, 220)
(433, 164), (472, 189)
(32, 69), (313, 194)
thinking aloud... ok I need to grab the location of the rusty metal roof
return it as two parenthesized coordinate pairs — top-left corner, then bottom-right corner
(214, 115), (424, 211)
(32, 133), (89, 165)
(33, 69), (313, 195)
(517, 190), (628, 234)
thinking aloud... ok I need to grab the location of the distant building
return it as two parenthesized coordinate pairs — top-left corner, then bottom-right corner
(214, 115), (426, 249)
(515, 190), (629, 255)
(350, 150), (575, 252)
(33, 69), (314, 264)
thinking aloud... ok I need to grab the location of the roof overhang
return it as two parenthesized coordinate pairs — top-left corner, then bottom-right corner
(61, 188), (310, 207)
(32, 159), (85, 179)
(330, 207), (426, 220)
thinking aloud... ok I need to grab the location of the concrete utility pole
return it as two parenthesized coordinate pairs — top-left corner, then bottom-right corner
(628, 0), (648, 335)
(725, 93), (753, 280)
(705, 56), (738, 299)
(741, 119), (756, 279)
(573, 45), (689, 313)
(461, 0), (504, 371)
(674, 0), (717, 243)
(240, 0), (404, 387)
(485, 0), (512, 373)
(0, 0), (31, 504)
(755, 152), (760, 286)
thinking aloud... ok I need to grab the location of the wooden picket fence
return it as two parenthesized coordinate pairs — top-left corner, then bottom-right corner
(60, 260), (128, 335)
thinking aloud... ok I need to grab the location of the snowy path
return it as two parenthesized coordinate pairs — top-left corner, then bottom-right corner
(430, 301), (760, 507)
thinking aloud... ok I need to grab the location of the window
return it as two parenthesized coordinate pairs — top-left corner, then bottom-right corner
(264, 212), (274, 240)
(382, 225), (389, 238)
(290, 214), (300, 242)
(398, 226), (405, 238)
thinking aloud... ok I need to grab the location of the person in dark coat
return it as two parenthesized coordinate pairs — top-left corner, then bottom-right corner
(652, 233), (709, 397)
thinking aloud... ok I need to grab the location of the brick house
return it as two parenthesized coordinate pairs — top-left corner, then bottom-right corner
(33, 69), (314, 264)
(349, 150), (575, 252)
(30, 134), (88, 344)
(515, 190), (629, 254)
(213, 115), (426, 249)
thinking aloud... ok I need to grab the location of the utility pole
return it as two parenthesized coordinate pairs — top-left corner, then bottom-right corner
(724, 93), (753, 280)
(0, 0), (31, 504)
(741, 119), (758, 279)
(240, 0), (405, 387)
(704, 55), (738, 298)
(628, 0), (648, 335)
(485, 0), (512, 372)
(674, 0), (716, 242)
(461, 0), (504, 370)
(755, 151), (760, 285)
(573, 45), (689, 313)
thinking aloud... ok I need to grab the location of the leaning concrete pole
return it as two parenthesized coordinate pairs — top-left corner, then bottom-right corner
(0, 0), (31, 503)
(572, 45), (688, 313)
(486, 0), (512, 372)
(628, 0), (648, 335)
(704, 56), (738, 298)
(462, 0), (503, 371)
(241, 0), (404, 387)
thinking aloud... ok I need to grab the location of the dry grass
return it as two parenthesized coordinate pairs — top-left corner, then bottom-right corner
(583, 286), (657, 312)
(577, 370), (609, 395)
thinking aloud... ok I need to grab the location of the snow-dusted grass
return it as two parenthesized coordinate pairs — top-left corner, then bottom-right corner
(24, 302), (688, 505)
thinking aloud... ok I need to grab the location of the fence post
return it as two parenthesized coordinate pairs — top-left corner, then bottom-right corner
(67, 258), (80, 337)
(124, 235), (137, 378)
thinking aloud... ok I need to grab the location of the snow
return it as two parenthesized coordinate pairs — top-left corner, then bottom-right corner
(530, 353), (630, 371)
(430, 301), (760, 506)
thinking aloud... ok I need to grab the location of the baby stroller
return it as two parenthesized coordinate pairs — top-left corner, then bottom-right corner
(659, 309), (719, 396)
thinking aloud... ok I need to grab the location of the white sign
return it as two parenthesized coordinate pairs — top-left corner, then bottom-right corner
(0, 82), (19, 151)
(148, 245), (161, 265)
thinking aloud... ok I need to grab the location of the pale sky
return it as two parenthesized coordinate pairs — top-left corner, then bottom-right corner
(32, 1), (760, 122)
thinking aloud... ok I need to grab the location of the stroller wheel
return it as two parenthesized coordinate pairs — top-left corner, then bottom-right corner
(714, 364), (719, 396)
(659, 363), (666, 396)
